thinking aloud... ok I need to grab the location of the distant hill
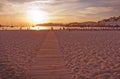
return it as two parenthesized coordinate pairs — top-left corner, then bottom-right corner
(36, 23), (65, 26)
(66, 22), (97, 27)
(67, 16), (120, 27)
(36, 16), (120, 27)
(98, 16), (120, 26)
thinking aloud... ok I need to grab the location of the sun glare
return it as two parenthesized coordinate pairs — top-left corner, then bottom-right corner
(26, 9), (48, 24)
(30, 26), (48, 30)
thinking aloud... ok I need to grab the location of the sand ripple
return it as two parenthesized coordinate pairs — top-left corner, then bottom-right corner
(55, 30), (120, 79)
(0, 31), (48, 79)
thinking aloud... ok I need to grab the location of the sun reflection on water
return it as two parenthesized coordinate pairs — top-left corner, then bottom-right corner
(30, 26), (49, 30)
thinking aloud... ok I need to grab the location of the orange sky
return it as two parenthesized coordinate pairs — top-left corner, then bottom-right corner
(0, 0), (120, 26)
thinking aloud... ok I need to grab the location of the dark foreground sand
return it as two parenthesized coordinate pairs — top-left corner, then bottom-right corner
(0, 30), (120, 79)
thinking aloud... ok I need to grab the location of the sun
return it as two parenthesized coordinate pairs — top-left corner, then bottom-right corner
(26, 9), (48, 24)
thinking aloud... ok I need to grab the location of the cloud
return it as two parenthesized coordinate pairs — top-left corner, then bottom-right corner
(6, 0), (34, 3)
(79, 7), (113, 15)
(0, 0), (120, 23)
(0, 3), (4, 11)
(0, 0), (25, 17)
(6, 0), (55, 4)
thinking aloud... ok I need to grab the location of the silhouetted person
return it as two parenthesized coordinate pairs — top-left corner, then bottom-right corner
(51, 27), (53, 30)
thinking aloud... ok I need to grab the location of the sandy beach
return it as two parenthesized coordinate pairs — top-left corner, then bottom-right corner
(0, 30), (120, 79)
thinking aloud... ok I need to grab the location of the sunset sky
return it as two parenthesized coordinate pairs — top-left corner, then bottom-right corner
(0, 0), (120, 26)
